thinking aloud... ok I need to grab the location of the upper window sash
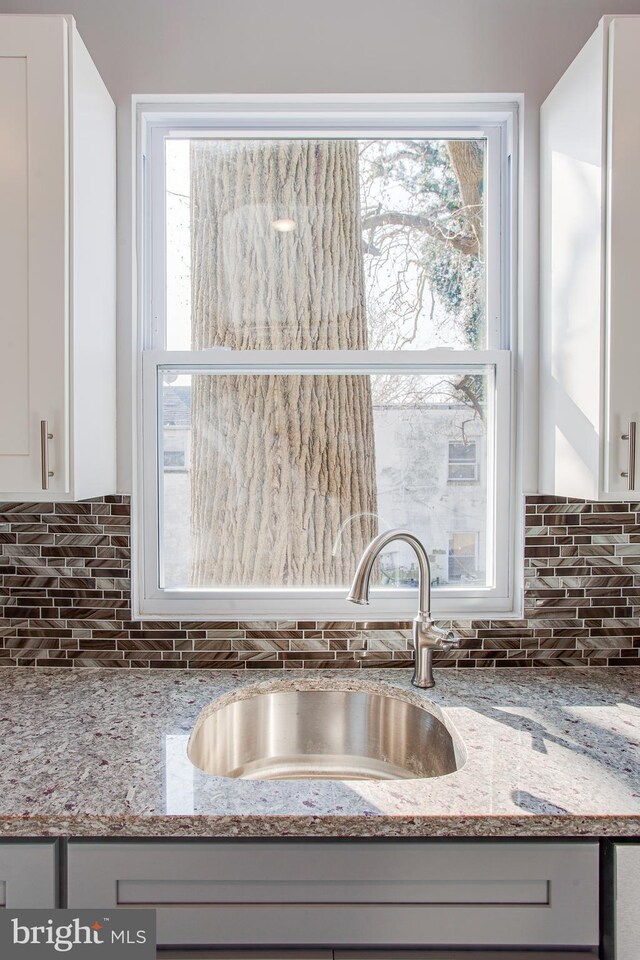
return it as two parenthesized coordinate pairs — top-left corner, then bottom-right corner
(141, 107), (513, 356)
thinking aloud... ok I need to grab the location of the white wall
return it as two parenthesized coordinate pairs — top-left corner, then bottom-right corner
(3, 0), (640, 493)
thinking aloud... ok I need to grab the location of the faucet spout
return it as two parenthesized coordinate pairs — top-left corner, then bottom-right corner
(347, 528), (432, 616)
(346, 528), (459, 689)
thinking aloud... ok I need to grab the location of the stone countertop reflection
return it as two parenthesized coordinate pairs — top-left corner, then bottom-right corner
(1, 666), (639, 837)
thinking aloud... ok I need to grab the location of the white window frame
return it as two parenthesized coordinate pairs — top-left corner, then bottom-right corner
(134, 95), (519, 621)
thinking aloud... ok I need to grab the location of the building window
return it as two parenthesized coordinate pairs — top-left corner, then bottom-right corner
(163, 449), (185, 469)
(137, 97), (517, 619)
(448, 532), (479, 582)
(448, 440), (479, 482)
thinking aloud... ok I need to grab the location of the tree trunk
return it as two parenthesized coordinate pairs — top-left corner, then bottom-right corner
(446, 141), (484, 258)
(189, 140), (378, 586)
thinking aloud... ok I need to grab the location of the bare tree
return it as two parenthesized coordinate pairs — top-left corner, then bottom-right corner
(360, 139), (485, 351)
(360, 139), (486, 414)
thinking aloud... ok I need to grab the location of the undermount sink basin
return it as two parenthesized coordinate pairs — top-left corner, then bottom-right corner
(187, 688), (462, 781)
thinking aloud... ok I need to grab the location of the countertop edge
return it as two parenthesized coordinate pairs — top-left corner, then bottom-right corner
(1, 814), (639, 839)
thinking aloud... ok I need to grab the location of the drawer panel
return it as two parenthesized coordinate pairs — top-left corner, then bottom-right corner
(67, 841), (599, 949)
(335, 953), (598, 959)
(119, 876), (549, 905)
(159, 954), (331, 959)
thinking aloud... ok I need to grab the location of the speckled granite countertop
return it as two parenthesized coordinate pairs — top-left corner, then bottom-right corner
(1, 666), (639, 838)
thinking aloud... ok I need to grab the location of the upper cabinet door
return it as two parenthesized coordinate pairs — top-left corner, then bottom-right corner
(0, 17), (68, 495)
(0, 16), (116, 502)
(605, 18), (640, 496)
(540, 16), (640, 500)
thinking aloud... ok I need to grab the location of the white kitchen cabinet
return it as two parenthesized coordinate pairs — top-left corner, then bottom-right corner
(0, 840), (57, 907)
(67, 840), (599, 950)
(0, 15), (115, 500)
(540, 16), (640, 500)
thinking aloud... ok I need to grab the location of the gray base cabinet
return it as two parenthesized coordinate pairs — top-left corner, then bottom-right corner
(160, 953), (332, 959)
(161, 953), (596, 960)
(335, 953), (598, 959)
(614, 843), (640, 960)
(0, 841), (57, 907)
(67, 841), (599, 950)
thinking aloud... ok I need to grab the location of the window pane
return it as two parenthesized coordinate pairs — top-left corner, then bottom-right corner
(165, 138), (487, 352)
(448, 532), (479, 581)
(448, 463), (477, 481)
(449, 441), (477, 462)
(159, 369), (490, 590)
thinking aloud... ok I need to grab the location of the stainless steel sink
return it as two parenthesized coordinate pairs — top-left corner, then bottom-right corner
(187, 688), (461, 781)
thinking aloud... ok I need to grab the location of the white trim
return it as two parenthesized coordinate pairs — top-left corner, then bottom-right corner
(484, 125), (503, 349)
(145, 347), (503, 370)
(135, 93), (519, 121)
(134, 96), (519, 621)
(147, 124), (167, 351)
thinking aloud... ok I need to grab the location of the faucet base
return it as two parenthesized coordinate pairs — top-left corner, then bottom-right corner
(411, 674), (435, 690)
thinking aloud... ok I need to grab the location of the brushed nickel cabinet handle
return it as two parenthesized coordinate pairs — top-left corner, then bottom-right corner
(40, 420), (54, 491)
(621, 420), (637, 490)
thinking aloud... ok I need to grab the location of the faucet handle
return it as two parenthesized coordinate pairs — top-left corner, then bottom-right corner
(420, 621), (460, 650)
(441, 627), (461, 650)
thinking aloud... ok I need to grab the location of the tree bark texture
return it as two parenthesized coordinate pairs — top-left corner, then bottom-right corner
(446, 141), (484, 258)
(189, 140), (378, 586)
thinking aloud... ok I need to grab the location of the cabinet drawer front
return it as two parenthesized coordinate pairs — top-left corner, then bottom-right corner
(0, 841), (57, 907)
(67, 841), (598, 949)
(336, 953), (597, 960)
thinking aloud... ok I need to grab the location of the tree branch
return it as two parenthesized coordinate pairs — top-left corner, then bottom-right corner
(361, 211), (479, 256)
(453, 375), (485, 422)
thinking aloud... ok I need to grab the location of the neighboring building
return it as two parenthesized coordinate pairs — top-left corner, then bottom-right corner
(372, 403), (486, 588)
(161, 383), (191, 471)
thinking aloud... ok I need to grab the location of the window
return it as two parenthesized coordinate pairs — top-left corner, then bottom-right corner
(137, 97), (517, 619)
(448, 532), (480, 582)
(163, 449), (185, 469)
(448, 441), (479, 482)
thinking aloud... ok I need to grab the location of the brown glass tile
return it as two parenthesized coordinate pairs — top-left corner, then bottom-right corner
(191, 639), (233, 651)
(290, 638), (332, 651)
(481, 638), (522, 650)
(116, 637), (173, 650)
(232, 638), (289, 651)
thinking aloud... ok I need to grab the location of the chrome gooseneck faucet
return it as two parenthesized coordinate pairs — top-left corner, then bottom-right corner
(347, 529), (460, 689)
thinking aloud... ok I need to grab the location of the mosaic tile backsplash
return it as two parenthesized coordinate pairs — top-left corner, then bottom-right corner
(0, 495), (639, 669)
